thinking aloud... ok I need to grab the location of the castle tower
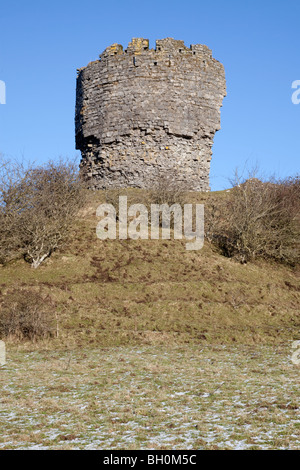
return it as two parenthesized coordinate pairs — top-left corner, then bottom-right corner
(75, 38), (226, 191)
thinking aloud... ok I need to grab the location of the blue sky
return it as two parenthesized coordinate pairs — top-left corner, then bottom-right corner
(0, 0), (299, 190)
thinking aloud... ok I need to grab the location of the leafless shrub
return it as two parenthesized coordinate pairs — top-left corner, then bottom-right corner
(0, 156), (29, 263)
(0, 156), (87, 267)
(205, 170), (300, 265)
(148, 169), (188, 207)
(104, 170), (189, 231)
(104, 188), (129, 221)
(0, 289), (56, 341)
(144, 169), (190, 230)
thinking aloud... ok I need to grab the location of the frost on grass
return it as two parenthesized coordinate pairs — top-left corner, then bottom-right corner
(0, 345), (299, 450)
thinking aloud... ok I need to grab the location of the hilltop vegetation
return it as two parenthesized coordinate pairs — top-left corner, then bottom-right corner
(0, 179), (299, 450)
(0, 185), (299, 349)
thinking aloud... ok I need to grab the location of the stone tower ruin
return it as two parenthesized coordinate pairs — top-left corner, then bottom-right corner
(75, 38), (226, 191)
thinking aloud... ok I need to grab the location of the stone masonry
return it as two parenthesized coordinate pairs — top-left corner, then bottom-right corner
(75, 38), (226, 191)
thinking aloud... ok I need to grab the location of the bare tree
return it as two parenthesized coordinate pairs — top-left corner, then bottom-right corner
(205, 168), (300, 265)
(0, 155), (30, 263)
(148, 168), (189, 207)
(0, 156), (87, 268)
(0, 288), (56, 341)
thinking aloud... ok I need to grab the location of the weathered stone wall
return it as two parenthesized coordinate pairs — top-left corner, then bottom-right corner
(75, 38), (226, 191)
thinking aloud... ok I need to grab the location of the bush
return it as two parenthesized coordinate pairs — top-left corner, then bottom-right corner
(0, 289), (56, 341)
(104, 170), (189, 232)
(205, 173), (300, 265)
(0, 157), (87, 267)
(147, 169), (188, 207)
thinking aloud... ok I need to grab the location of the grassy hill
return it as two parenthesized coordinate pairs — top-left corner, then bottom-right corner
(1, 189), (299, 350)
(0, 189), (299, 450)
